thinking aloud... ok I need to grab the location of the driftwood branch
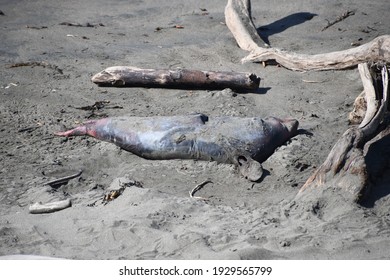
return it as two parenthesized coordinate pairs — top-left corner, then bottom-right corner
(297, 63), (389, 203)
(225, 0), (390, 71)
(243, 36), (390, 71)
(91, 66), (260, 91)
(29, 199), (72, 214)
(225, 0), (269, 52)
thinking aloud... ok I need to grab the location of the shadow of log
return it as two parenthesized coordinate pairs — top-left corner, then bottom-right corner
(258, 12), (317, 46)
(360, 125), (390, 207)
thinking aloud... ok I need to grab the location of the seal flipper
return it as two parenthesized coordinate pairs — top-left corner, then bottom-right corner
(236, 155), (263, 182)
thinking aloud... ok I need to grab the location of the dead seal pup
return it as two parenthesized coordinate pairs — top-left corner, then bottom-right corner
(56, 114), (298, 181)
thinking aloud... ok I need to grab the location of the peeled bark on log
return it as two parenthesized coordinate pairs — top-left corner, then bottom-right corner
(225, 0), (390, 71)
(298, 64), (389, 203)
(91, 66), (260, 91)
(348, 91), (366, 125)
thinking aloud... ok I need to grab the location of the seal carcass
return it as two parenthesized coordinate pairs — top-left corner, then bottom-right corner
(56, 114), (298, 181)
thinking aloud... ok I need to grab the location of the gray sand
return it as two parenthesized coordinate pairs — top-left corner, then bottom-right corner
(1, 0), (390, 259)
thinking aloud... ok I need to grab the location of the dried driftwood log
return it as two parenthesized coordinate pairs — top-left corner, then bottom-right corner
(225, 0), (390, 71)
(297, 64), (389, 203)
(91, 66), (260, 91)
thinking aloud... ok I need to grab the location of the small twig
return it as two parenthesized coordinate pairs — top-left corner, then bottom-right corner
(59, 22), (104, 27)
(7, 61), (63, 75)
(73, 100), (123, 111)
(45, 170), (83, 187)
(26, 25), (48, 30)
(18, 126), (41, 133)
(321, 10), (355, 31)
(4, 82), (18, 89)
(18, 122), (44, 133)
(189, 180), (212, 200)
(302, 79), (326, 83)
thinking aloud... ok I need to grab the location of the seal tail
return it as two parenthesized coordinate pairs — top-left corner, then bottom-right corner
(55, 119), (108, 138)
(55, 125), (88, 137)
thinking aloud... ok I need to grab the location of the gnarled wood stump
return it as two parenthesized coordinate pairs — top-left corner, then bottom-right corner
(297, 64), (389, 203)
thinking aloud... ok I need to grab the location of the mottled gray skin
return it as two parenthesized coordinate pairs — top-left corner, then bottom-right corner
(56, 114), (298, 181)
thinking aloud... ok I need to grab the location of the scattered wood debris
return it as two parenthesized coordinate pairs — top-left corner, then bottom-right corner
(102, 180), (143, 205)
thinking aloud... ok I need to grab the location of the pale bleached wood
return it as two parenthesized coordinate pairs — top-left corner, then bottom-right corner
(225, 0), (268, 52)
(243, 36), (390, 71)
(29, 199), (72, 214)
(225, 0), (390, 71)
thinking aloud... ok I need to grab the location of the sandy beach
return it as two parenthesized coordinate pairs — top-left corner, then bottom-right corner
(1, 0), (390, 259)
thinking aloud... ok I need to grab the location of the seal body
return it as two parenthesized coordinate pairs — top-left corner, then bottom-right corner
(56, 114), (298, 181)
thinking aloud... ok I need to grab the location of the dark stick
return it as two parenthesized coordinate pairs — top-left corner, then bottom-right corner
(321, 10), (355, 31)
(8, 61), (63, 74)
(45, 170), (83, 187)
(91, 66), (260, 91)
(189, 180), (213, 200)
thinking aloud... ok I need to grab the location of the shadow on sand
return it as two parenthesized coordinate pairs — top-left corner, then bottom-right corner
(257, 12), (317, 46)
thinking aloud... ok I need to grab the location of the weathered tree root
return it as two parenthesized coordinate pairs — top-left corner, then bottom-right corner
(297, 64), (389, 203)
(225, 0), (390, 71)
